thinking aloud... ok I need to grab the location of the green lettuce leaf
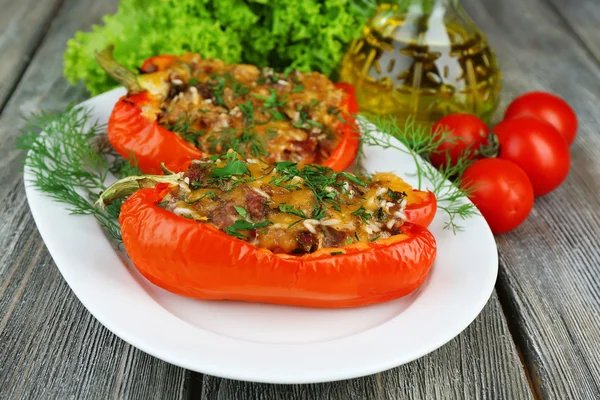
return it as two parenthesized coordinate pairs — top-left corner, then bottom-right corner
(63, 0), (376, 95)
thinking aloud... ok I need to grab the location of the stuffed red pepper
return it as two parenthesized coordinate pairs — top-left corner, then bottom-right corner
(97, 153), (437, 308)
(96, 47), (360, 175)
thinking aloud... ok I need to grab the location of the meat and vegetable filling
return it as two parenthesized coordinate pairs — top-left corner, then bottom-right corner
(136, 53), (348, 164)
(159, 152), (419, 255)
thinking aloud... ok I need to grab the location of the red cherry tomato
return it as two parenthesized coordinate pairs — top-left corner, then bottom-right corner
(493, 116), (570, 196)
(430, 114), (491, 169)
(504, 91), (577, 145)
(460, 158), (534, 234)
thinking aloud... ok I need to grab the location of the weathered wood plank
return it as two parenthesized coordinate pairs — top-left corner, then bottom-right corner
(0, 0), (64, 111)
(199, 293), (533, 400)
(463, 0), (600, 398)
(545, 0), (600, 63)
(0, 0), (188, 398)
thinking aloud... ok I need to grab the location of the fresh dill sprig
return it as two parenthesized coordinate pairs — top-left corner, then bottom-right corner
(17, 106), (140, 241)
(357, 114), (479, 234)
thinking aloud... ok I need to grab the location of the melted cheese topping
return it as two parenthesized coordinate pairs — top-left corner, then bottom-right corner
(160, 155), (415, 255)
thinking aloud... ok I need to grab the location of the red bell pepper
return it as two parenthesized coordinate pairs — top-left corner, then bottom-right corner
(101, 51), (360, 175)
(405, 190), (437, 228)
(107, 182), (437, 308)
(107, 91), (204, 174)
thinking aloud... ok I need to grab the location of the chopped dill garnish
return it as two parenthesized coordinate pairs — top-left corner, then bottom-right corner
(266, 129), (277, 139)
(387, 188), (406, 202)
(351, 206), (371, 223)
(311, 204), (326, 220)
(288, 219), (303, 228)
(251, 88), (287, 109)
(204, 126), (267, 159)
(306, 119), (323, 128)
(292, 101), (322, 130)
(327, 106), (347, 123)
(232, 81), (250, 98)
(369, 234), (381, 242)
(268, 109), (286, 121)
(278, 205), (307, 219)
(341, 172), (368, 187)
(225, 219), (271, 239)
(209, 75), (228, 107)
(374, 207), (385, 221)
(165, 114), (207, 146)
(238, 100), (254, 122)
(189, 191), (217, 203)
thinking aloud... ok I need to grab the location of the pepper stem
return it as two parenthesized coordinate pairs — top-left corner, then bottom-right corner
(95, 173), (183, 209)
(95, 45), (143, 93)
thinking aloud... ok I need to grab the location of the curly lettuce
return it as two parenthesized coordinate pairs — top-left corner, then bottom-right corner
(64, 0), (376, 96)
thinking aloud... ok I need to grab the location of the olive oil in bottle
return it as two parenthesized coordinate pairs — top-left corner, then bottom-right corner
(339, 0), (502, 126)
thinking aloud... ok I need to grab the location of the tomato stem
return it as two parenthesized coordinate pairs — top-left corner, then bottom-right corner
(479, 131), (500, 158)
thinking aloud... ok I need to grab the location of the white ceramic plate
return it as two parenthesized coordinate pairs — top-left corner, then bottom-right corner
(24, 88), (498, 384)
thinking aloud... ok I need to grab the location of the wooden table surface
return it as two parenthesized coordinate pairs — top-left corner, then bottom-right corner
(1, 0), (599, 398)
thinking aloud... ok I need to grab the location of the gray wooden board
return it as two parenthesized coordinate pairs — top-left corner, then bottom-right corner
(198, 293), (533, 400)
(463, 0), (600, 398)
(546, 0), (600, 63)
(0, 0), (64, 112)
(0, 0), (188, 398)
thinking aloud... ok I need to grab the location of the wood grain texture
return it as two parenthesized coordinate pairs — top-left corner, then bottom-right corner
(0, 0), (188, 398)
(463, 0), (600, 398)
(199, 294), (533, 400)
(545, 0), (600, 62)
(0, 0), (64, 111)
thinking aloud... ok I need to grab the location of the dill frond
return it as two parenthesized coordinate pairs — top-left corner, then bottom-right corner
(17, 106), (137, 241)
(357, 114), (479, 234)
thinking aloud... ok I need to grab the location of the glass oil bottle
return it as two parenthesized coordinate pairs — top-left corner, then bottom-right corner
(339, 0), (502, 127)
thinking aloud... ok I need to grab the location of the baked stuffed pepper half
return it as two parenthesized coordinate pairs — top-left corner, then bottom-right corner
(97, 152), (437, 308)
(96, 47), (359, 175)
